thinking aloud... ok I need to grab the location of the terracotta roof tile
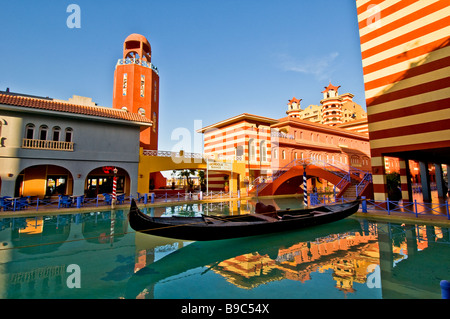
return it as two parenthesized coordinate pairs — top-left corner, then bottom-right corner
(0, 93), (152, 125)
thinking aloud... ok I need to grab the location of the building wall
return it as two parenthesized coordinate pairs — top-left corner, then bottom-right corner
(0, 109), (141, 197)
(202, 114), (372, 190)
(203, 119), (272, 181)
(272, 118), (371, 172)
(356, 0), (450, 201)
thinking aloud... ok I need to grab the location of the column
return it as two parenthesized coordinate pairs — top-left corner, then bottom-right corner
(371, 155), (388, 203)
(0, 176), (16, 197)
(419, 161), (431, 202)
(72, 177), (85, 196)
(399, 158), (412, 202)
(434, 163), (445, 198)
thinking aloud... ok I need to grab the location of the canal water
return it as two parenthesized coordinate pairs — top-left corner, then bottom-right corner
(0, 197), (448, 299)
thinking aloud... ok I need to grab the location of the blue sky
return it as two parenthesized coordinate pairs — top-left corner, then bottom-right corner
(0, 0), (365, 152)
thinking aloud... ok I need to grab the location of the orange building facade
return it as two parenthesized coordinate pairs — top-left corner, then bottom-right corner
(356, 0), (450, 202)
(112, 33), (160, 150)
(198, 85), (371, 194)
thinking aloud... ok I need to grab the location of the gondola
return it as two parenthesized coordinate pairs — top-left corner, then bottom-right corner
(128, 198), (360, 241)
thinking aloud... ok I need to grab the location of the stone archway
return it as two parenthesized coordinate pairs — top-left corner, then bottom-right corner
(15, 164), (74, 198)
(259, 164), (344, 196)
(85, 166), (131, 198)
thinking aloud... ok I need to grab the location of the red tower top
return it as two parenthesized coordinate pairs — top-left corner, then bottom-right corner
(112, 33), (159, 150)
(123, 33), (151, 62)
(286, 97), (302, 118)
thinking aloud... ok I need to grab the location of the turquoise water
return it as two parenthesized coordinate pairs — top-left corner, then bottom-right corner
(0, 197), (448, 299)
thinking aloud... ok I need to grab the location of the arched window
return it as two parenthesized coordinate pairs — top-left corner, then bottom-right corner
(52, 126), (61, 141)
(25, 124), (35, 139)
(39, 125), (48, 140)
(138, 108), (146, 116)
(260, 140), (267, 162)
(249, 139), (256, 161)
(282, 150), (286, 160)
(272, 148), (278, 160)
(65, 128), (73, 142)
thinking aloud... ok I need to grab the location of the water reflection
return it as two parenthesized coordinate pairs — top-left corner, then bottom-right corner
(126, 218), (377, 298)
(0, 204), (448, 299)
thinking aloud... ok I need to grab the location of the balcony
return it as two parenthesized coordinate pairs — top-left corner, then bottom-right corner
(22, 138), (74, 151)
(117, 58), (159, 75)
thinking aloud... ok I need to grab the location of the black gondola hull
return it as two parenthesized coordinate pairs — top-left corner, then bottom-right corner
(128, 199), (360, 241)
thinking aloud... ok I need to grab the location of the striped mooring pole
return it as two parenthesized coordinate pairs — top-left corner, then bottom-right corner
(303, 164), (308, 207)
(112, 167), (118, 209)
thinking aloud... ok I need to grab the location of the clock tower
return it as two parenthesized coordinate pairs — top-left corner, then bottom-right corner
(112, 33), (159, 149)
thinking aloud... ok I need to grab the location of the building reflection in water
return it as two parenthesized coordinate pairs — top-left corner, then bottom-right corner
(133, 220), (450, 299)
(208, 230), (379, 293)
(1, 211), (448, 299)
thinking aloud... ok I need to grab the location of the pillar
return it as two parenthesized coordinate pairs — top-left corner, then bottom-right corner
(371, 155), (388, 203)
(0, 176), (16, 197)
(399, 158), (412, 202)
(434, 163), (445, 198)
(447, 164), (450, 197)
(72, 178), (85, 197)
(419, 161), (431, 202)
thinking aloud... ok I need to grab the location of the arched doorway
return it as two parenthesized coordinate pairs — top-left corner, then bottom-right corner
(85, 166), (130, 198)
(15, 165), (74, 198)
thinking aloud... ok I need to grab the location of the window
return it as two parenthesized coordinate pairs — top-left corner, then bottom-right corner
(121, 106), (128, 112)
(123, 73), (127, 96)
(52, 126), (61, 141)
(260, 140), (267, 162)
(65, 128), (73, 142)
(140, 75), (145, 97)
(249, 139), (256, 161)
(272, 148), (278, 160)
(152, 112), (157, 132)
(154, 80), (157, 102)
(236, 145), (244, 157)
(282, 150), (286, 160)
(138, 108), (146, 116)
(39, 125), (48, 140)
(25, 124), (35, 139)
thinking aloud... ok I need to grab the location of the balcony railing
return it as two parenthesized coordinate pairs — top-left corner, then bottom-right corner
(117, 58), (159, 75)
(22, 138), (74, 151)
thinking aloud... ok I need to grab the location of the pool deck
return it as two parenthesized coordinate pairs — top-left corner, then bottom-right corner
(1, 195), (449, 226)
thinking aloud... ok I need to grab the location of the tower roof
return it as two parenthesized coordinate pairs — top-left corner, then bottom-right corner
(287, 97), (302, 105)
(321, 83), (341, 93)
(123, 33), (151, 62)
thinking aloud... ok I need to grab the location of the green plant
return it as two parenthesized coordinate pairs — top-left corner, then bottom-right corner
(386, 172), (402, 202)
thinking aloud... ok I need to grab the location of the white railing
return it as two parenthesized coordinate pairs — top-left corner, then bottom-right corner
(142, 150), (245, 162)
(142, 149), (204, 159)
(117, 58), (159, 75)
(22, 138), (74, 151)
